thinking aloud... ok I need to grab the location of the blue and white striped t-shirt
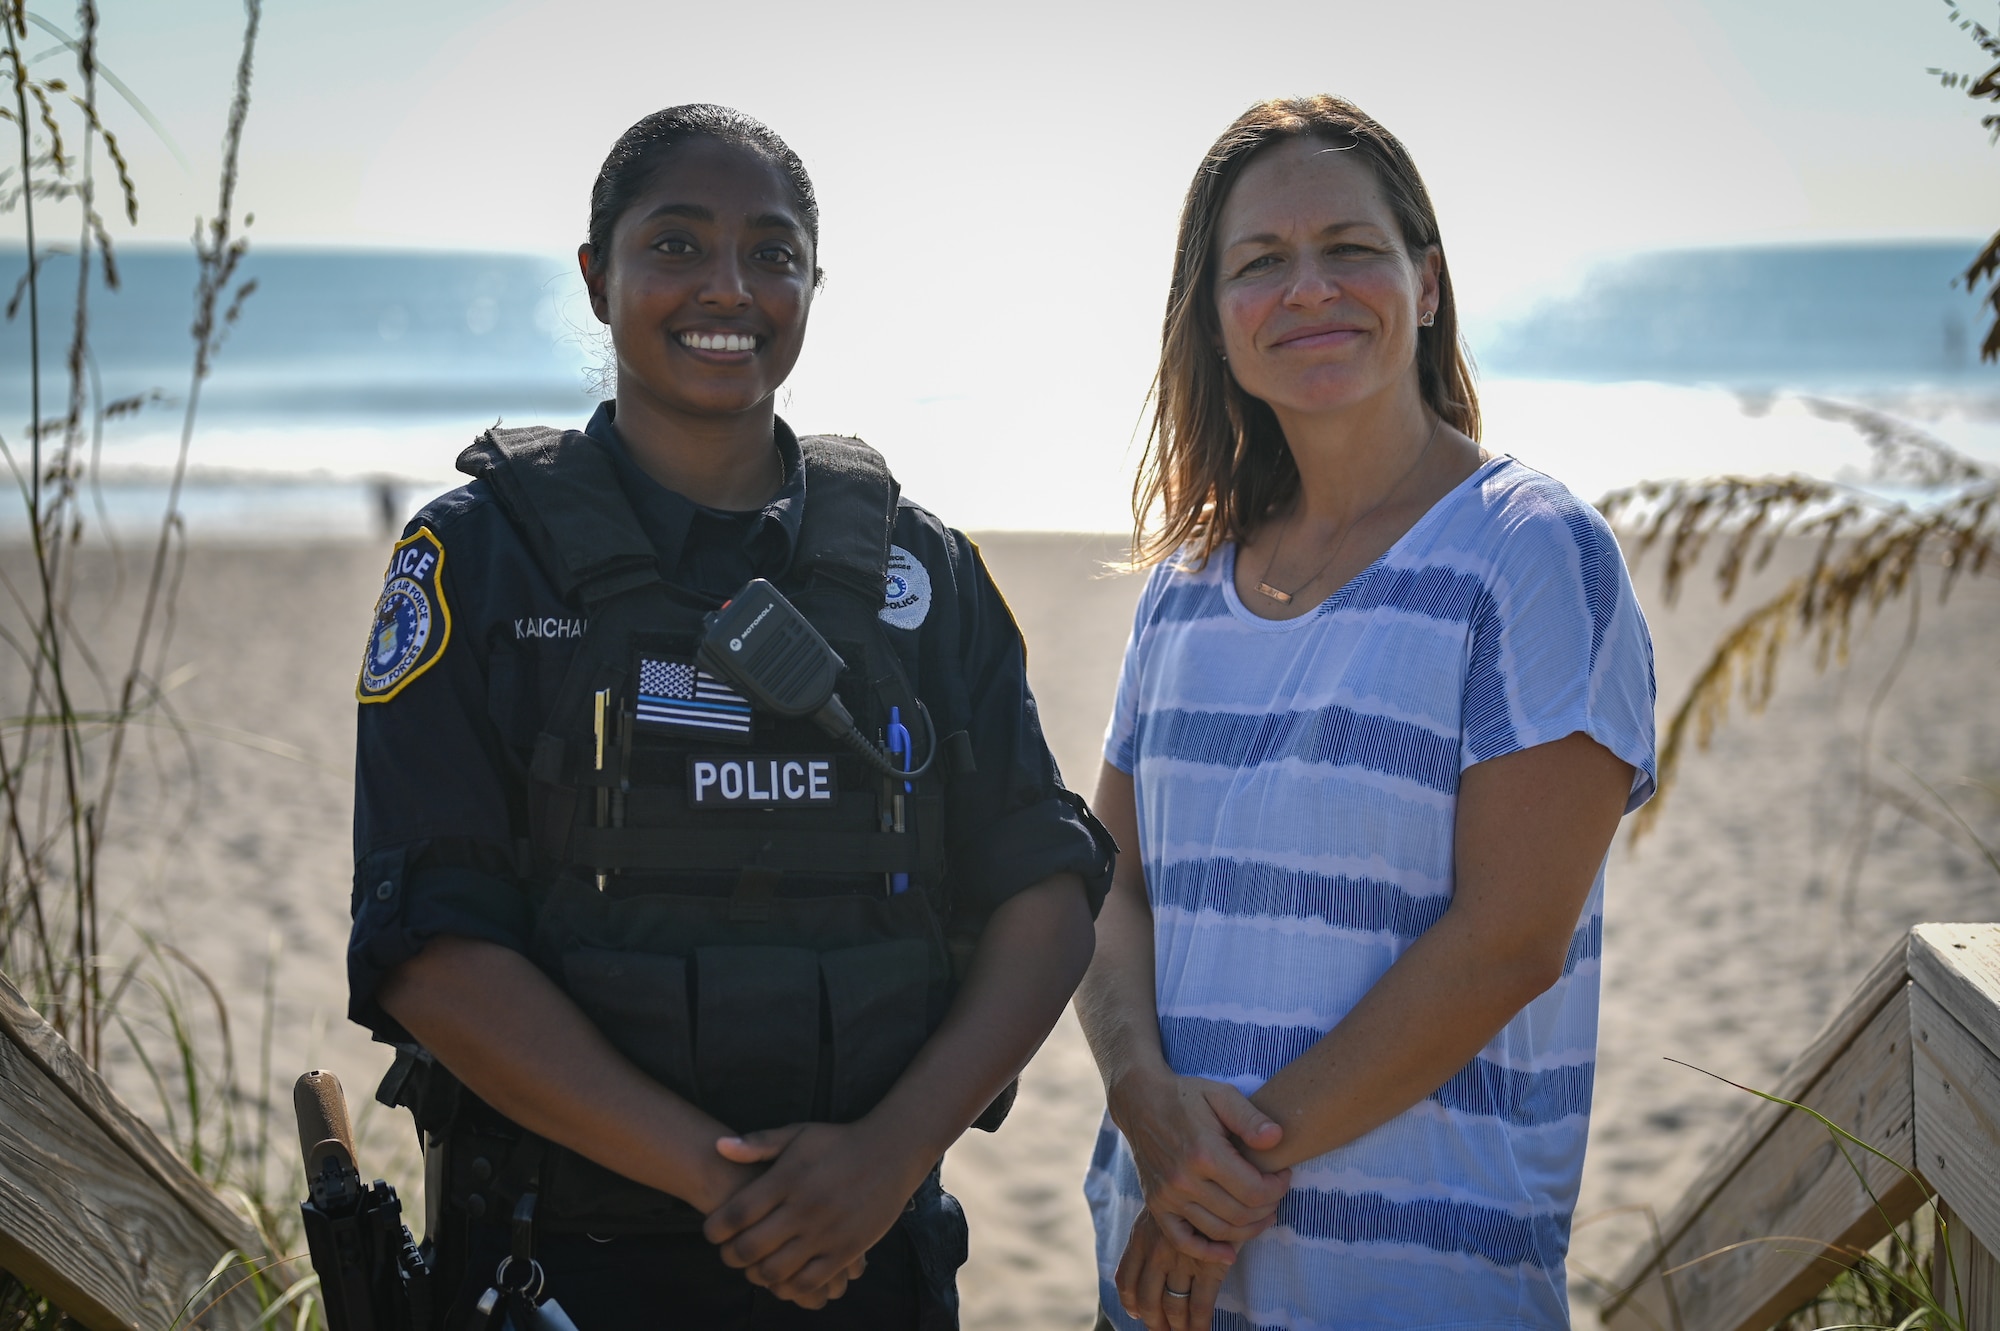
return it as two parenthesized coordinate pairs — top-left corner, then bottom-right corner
(1085, 458), (1657, 1330)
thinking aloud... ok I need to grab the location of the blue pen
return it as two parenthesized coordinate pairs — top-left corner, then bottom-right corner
(888, 705), (912, 894)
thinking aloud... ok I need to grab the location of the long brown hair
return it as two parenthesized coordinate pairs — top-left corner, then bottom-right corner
(1131, 95), (1480, 569)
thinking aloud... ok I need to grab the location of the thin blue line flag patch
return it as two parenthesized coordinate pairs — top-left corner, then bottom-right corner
(635, 655), (754, 741)
(358, 526), (451, 703)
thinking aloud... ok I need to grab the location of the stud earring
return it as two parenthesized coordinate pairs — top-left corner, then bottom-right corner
(1419, 310), (1436, 327)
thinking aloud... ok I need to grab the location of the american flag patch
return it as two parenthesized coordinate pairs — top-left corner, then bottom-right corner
(635, 656), (753, 739)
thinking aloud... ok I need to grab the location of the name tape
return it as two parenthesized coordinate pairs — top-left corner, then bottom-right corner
(688, 755), (836, 808)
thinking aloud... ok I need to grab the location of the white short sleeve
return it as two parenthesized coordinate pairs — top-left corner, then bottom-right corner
(1459, 479), (1658, 812)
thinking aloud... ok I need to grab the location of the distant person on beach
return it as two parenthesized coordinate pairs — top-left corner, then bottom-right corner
(1076, 96), (1657, 1330)
(370, 476), (402, 538)
(345, 104), (1112, 1329)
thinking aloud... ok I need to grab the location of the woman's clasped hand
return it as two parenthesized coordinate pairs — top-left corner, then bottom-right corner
(1117, 1210), (1230, 1331)
(1105, 1071), (1286, 1328)
(1111, 1070), (1289, 1255)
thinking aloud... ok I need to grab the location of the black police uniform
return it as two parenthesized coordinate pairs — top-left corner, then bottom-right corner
(346, 402), (1114, 1330)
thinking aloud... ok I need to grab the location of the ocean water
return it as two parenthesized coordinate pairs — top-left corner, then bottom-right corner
(0, 248), (593, 422)
(0, 248), (596, 538)
(2, 242), (1997, 537)
(1477, 241), (1998, 390)
(1472, 242), (2000, 508)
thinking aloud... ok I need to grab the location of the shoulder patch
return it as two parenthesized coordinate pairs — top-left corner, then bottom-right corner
(880, 544), (932, 630)
(357, 526), (452, 703)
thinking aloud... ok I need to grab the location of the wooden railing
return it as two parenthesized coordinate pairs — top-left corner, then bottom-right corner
(0, 968), (266, 1331)
(1602, 922), (2000, 1331)
(6, 924), (1993, 1329)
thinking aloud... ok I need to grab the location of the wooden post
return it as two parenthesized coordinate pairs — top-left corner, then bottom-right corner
(1933, 1203), (2000, 1331)
(1602, 924), (2000, 1331)
(1602, 938), (1922, 1331)
(1912, 925), (2000, 1331)
(0, 968), (266, 1331)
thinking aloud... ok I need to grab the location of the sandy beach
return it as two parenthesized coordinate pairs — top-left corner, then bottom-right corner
(44, 520), (2000, 1329)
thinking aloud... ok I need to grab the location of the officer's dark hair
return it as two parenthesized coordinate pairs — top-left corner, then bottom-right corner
(1131, 94), (1479, 571)
(583, 104), (822, 284)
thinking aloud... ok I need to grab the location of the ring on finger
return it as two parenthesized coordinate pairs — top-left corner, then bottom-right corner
(1164, 1287), (1191, 1299)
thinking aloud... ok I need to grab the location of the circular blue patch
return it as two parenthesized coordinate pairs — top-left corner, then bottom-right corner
(359, 576), (433, 696)
(880, 544), (932, 630)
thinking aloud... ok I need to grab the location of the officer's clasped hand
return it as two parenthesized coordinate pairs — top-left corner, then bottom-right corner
(703, 1119), (925, 1308)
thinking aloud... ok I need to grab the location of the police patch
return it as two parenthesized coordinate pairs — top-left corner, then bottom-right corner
(357, 527), (451, 703)
(880, 544), (932, 630)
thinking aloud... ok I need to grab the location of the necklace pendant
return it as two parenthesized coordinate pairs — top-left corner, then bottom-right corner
(1255, 582), (1294, 604)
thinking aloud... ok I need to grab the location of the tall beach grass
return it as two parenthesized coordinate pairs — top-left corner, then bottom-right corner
(0, 1), (324, 1324)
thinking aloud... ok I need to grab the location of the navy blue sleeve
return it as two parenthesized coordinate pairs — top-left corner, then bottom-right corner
(904, 513), (1116, 925)
(348, 495), (542, 1040)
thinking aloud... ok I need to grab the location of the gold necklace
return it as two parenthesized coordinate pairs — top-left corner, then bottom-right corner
(1255, 415), (1443, 605)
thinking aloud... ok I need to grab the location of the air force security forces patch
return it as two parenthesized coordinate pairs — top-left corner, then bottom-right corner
(880, 544), (932, 630)
(357, 527), (451, 703)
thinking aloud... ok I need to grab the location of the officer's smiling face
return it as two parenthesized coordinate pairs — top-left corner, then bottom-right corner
(585, 137), (815, 422)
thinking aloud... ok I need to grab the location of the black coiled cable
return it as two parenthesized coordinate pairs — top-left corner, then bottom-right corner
(811, 695), (937, 782)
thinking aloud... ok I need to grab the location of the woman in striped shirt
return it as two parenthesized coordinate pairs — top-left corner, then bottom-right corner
(1076, 96), (1656, 1331)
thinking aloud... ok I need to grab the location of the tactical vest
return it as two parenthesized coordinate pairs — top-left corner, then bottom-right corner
(424, 424), (969, 1234)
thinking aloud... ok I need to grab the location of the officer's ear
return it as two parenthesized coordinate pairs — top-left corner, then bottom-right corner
(579, 244), (611, 324)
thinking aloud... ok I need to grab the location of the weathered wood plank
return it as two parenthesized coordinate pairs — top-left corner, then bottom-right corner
(1604, 932), (1912, 1317)
(1934, 1203), (2000, 1331)
(1911, 922), (2000, 1068)
(1912, 982), (2000, 1257)
(0, 972), (259, 1248)
(0, 970), (265, 1331)
(1604, 984), (1923, 1331)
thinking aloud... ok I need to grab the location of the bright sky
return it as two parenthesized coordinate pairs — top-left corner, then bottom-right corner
(78, 0), (2000, 279)
(17, 0), (2000, 526)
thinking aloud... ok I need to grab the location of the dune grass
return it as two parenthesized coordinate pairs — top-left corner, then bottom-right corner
(1600, 399), (1999, 867)
(0, 2), (319, 1326)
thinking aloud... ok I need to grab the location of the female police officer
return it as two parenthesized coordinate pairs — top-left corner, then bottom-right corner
(345, 105), (1113, 1329)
